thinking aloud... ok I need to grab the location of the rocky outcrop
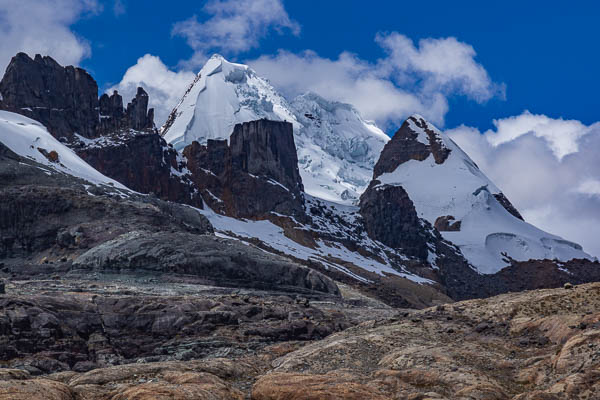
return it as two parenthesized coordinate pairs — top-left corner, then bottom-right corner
(252, 282), (600, 400)
(98, 88), (154, 134)
(373, 115), (451, 177)
(0, 53), (99, 141)
(0, 185), (211, 258)
(73, 231), (338, 295)
(0, 53), (155, 141)
(434, 215), (462, 231)
(0, 288), (345, 374)
(0, 53), (204, 207)
(3, 282), (600, 399)
(493, 192), (524, 221)
(491, 258), (600, 293)
(230, 120), (304, 195)
(184, 119), (306, 219)
(73, 132), (203, 208)
(358, 182), (430, 260)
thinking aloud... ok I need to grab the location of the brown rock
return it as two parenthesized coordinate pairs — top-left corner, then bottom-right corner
(358, 181), (430, 260)
(0, 53), (99, 140)
(111, 372), (243, 400)
(434, 215), (461, 232)
(0, 379), (74, 400)
(372, 115), (451, 178)
(251, 371), (388, 400)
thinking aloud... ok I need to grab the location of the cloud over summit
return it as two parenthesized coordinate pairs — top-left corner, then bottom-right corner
(448, 112), (600, 257)
(249, 33), (503, 129)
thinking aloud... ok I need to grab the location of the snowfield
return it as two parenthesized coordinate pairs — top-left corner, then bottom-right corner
(0, 110), (129, 190)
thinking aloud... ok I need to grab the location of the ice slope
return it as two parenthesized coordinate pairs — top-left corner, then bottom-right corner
(161, 54), (389, 203)
(377, 115), (592, 273)
(0, 110), (129, 190)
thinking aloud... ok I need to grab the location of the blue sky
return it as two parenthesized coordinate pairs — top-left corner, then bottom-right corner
(68, 0), (600, 132)
(1, 0), (599, 256)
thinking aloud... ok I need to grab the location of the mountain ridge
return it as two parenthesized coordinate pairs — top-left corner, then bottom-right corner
(0, 52), (597, 305)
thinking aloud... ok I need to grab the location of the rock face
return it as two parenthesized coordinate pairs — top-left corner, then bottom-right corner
(359, 182), (429, 260)
(0, 185), (211, 259)
(184, 119), (306, 219)
(373, 115), (451, 178)
(74, 132), (203, 208)
(0, 53), (99, 141)
(0, 53), (203, 207)
(493, 192), (524, 221)
(0, 288), (344, 373)
(3, 281), (600, 399)
(230, 120), (304, 196)
(0, 53), (154, 141)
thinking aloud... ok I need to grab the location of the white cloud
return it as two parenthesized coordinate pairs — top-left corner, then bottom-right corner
(250, 50), (449, 127)
(108, 54), (196, 126)
(0, 0), (100, 74)
(447, 113), (600, 257)
(172, 0), (300, 68)
(483, 111), (590, 159)
(249, 33), (502, 129)
(577, 179), (600, 196)
(375, 33), (504, 103)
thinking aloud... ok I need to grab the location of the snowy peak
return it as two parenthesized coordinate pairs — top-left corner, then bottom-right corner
(373, 114), (451, 179)
(372, 115), (592, 273)
(160, 55), (389, 204)
(161, 54), (297, 151)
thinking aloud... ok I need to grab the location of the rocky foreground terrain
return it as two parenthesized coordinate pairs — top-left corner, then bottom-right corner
(1, 279), (598, 399)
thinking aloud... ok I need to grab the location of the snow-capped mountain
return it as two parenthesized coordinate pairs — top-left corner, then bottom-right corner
(161, 54), (389, 203)
(373, 115), (593, 273)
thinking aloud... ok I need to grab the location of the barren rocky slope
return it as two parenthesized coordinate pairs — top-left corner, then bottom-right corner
(1, 282), (598, 399)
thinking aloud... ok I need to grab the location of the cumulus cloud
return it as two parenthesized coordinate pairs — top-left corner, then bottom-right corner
(375, 33), (504, 103)
(250, 50), (449, 127)
(0, 0), (100, 74)
(109, 54), (196, 126)
(249, 33), (502, 129)
(447, 113), (600, 257)
(172, 0), (300, 68)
